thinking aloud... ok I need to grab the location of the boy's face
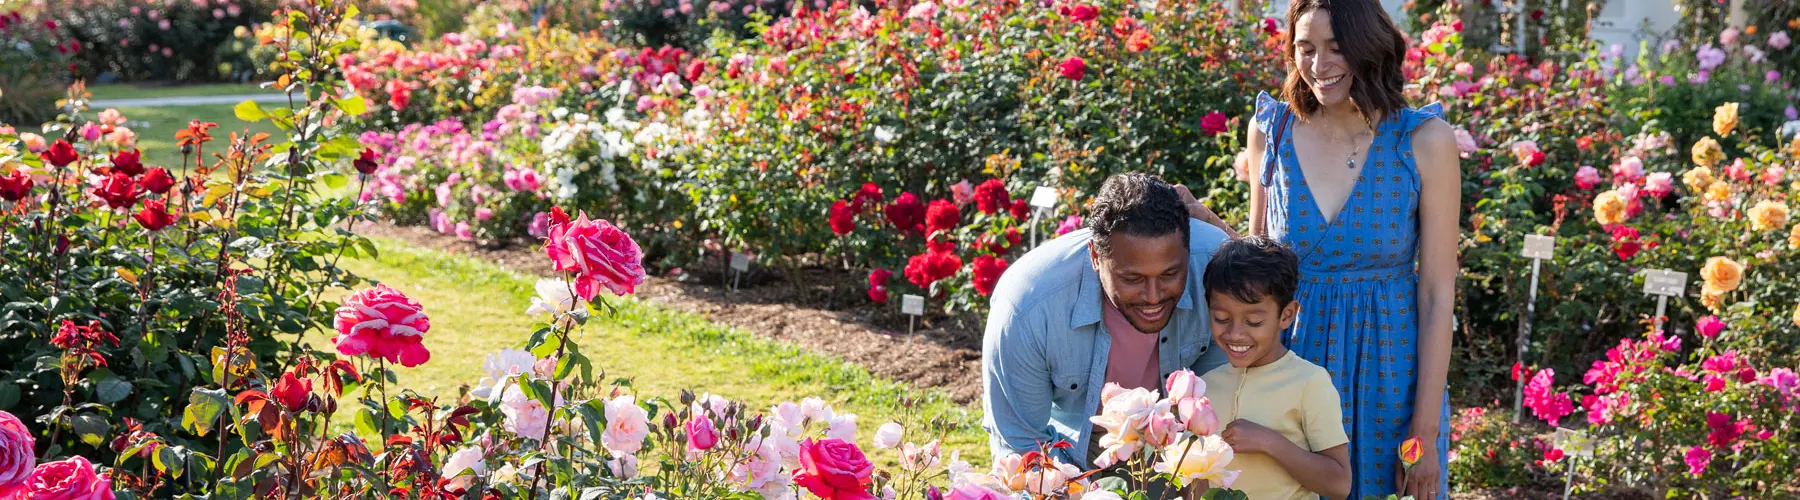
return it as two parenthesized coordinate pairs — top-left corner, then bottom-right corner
(1207, 290), (1300, 368)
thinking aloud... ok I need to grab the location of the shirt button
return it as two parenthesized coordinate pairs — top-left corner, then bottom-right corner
(1160, 337), (1168, 343)
(1070, 383), (1079, 390)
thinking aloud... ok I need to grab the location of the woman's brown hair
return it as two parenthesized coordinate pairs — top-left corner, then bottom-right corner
(1280, 0), (1410, 123)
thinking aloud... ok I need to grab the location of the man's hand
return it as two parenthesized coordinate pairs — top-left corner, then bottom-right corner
(1219, 419), (1284, 455)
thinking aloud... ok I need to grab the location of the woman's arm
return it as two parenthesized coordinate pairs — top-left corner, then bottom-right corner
(1404, 118), (1461, 500)
(1246, 117), (1268, 238)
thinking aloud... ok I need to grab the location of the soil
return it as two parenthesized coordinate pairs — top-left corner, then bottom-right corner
(354, 222), (988, 404)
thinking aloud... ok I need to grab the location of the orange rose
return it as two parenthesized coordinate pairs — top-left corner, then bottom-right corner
(1789, 224), (1800, 249)
(1702, 285), (1726, 311)
(1593, 190), (1629, 225)
(1684, 167), (1715, 190)
(1692, 137), (1725, 167)
(1713, 102), (1739, 137)
(1750, 201), (1790, 231)
(1400, 437), (1424, 467)
(1701, 256), (1744, 293)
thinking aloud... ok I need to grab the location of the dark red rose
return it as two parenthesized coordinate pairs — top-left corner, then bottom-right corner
(354, 148), (380, 175)
(111, 150), (144, 177)
(684, 59), (707, 82)
(885, 192), (926, 234)
(973, 179), (1009, 215)
(829, 200), (856, 236)
(132, 199), (176, 231)
(904, 249), (962, 288)
(850, 183), (883, 212)
(139, 167), (175, 195)
(0, 171), (33, 201)
(93, 171), (141, 209)
(1009, 199), (1029, 220)
(42, 140), (79, 167)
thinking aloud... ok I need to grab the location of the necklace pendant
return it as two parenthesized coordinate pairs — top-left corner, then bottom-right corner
(1346, 157), (1356, 169)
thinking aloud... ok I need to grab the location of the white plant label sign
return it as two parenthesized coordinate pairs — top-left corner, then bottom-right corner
(901, 295), (926, 316)
(1030, 186), (1058, 209)
(1521, 234), (1555, 260)
(1642, 269), (1687, 297)
(730, 252), (751, 272)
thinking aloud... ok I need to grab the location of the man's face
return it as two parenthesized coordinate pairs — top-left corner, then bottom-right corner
(1091, 232), (1188, 333)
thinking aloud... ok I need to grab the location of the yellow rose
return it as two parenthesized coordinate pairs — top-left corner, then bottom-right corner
(1790, 136), (1800, 157)
(1701, 256), (1745, 293)
(1593, 190), (1629, 225)
(1790, 224), (1800, 248)
(1692, 137), (1725, 167)
(1684, 167), (1716, 190)
(1702, 285), (1726, 312)
(1704, 181), (1733, 203)
(1750, 200), (1790, 231)
(1713, 102), (1740, 137)
(1792, 303), (1800, 328)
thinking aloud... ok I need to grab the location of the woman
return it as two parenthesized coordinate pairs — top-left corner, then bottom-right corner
(1241, 1), (1460, 498)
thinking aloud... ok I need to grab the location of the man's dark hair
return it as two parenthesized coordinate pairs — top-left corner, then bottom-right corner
(1086, 173), (1190, 257)
(1203, 236), (1300, 306)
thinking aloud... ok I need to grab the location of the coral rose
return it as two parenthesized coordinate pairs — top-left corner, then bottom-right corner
(793, 438), (877, 500)
(1692, 137), (1725, 167)
(1701, 256), (1745, 293)
(1713, 102), (1739, 137)
(1592, 190), (1629, 225)
(14, 455), (113, 500)
(545, 212), (646, 299)
(0, 410), (34, 498)
(1750, 200), (1789, 231)
(332, 284), (432, 367)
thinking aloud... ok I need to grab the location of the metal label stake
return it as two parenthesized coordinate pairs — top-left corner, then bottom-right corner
(1642, 269), (1688, 334)
(1554, 427), (1594, 500)
(730, 252), (750, 292)
(901, 294), (925, 344)
(1029, 186), (1057, 249)
(1513, 234), (1555, 423)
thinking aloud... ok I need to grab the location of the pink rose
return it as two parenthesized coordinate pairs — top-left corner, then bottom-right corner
(944, 484), (1009, 500)
(1575, 166), (1601, 190)
(1178, 397), (1220, 435)
(686, 414), (719, 452)
(1165, 369), (1203, 402)
(1769, 31), (1791, 50)
(1055, 215), (1083, 236)
(1453, 128), (1477, 155)
(14, 455), (114, 500)
(949, 180), (975, 207)
(332, 284), (432, 367)
(1697, 316), (1726, 339)
(1644, 172), (1675, 198)
(602, 396), (649, 456)
(793, 438), (876, 500)
(545, 211), (647, 299)
(1612, 156), (1644, 183)
(1057, 56), (1086, 80)
(0, 411), (35, 497)
(1685, 446), (1711, 476)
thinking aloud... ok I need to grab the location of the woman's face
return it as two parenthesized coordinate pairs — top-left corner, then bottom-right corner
(1293, 9), (1353, 107)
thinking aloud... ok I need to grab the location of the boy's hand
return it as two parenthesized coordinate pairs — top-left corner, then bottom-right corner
(1220, 419), (1283, 455)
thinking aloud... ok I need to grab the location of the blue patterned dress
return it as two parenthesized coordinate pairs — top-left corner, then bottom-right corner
(1251, 91), (1451, 498)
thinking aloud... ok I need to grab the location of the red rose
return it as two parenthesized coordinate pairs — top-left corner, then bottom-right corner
(850, 183), (883, 212)
(1576, 137), (1593, 150)
(684, 59), (707, 82)
(139, 167), (175, 195)
(924, 199), (960, 235)
(272, 372), (312, 411)
(792, 438), (877, 500)
(829, 200), (856, 236)
(545, 212), (647, 298)
(973, 179), (1009, 215)
(110, 150), (144, 177)
(1057, 57), (1086, 80)
(42, 140), (78, 168)
(93, 172), (140, 210)
(1262, 17), (1280, 34)
(868, 269), (892, 287)
(1528, 151), (1545, 166)
(904, 250), (963, 288)
(1200, 111), (1230, 135)
(354, 148), (380, 175)
(972, 256), (1009, 296)
(867, 286), (889, 303)
(1009, 199), (1029, 220)
(1005, 227), (1022, 247)
(0, 171), (33, 202)
(132, 199), (176, 231)
(1065, 4), (1097, 21)
(885, 192), (926, 235)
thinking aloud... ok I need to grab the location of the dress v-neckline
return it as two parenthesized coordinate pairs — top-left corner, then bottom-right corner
(1283, 115), (1385, 228)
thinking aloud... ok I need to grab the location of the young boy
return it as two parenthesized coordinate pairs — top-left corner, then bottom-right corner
(1200, 237), (1351, 500)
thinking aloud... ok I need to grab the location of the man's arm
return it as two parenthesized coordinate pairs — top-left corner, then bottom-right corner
(981, 302), (1057, 461)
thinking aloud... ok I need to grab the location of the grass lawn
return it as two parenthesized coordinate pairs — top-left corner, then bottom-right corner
(322, 237), (989, 466)
(86, 82), (281, 101)
(107, 104), (284, 174)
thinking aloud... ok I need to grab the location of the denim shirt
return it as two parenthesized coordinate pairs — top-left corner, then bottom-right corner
(980, 219), (1229, 468)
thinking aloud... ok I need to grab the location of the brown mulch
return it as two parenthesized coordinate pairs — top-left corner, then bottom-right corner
(354, 222), (987, 404)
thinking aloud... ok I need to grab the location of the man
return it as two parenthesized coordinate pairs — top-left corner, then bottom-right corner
(982, 172), (1239, 468)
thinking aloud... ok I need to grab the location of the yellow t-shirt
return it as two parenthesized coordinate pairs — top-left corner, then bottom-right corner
(1202, 351), (1349, 500)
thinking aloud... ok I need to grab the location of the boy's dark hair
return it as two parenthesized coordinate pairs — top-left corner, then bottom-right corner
(1086, 173), (1191, 257)
(1203, 236), (1300, 306)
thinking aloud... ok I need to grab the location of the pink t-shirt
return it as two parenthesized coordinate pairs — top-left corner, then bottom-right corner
(1102, 299), (1161, 391)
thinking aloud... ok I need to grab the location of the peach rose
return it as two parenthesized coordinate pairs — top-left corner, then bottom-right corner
(1692, 137), (1725, 167)
(1788, 224), (1800, 249)
(1684, 167), (1716, 190)
(1593, 190), (1629, 225)
(1701, 256), (1745, 293)
(1713, 102), (1739, 137)
(1704, 181), (1733, 203)
(1749, 200), (1789, 231)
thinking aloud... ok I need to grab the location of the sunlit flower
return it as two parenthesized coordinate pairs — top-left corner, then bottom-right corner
(1749, 200), (1789, 231)
(1692, 137), (1725, 167)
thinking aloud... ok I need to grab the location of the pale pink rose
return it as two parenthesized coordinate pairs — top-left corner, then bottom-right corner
(826, 413), (858, 442)
(732, 436), (787, 496)
(544, 212), (646, 299)
(1616, 182), (1639, 202)
(471, 349), (535, 400)
(1721, 27), (1739, 46)
(900, 440), (941, 472)
(1575, 166), (1602, 190)
(332, 284), (431, 366)
(440, 447), (487, 488)
(606, 454), (639, 479)
(602, 395), (650, 456)
(1141, 411), (1180, 448)
(1770, 31), (1791, 50)
(1645, 172), (1675, 198)
(1023, 459), (1086, 497)
(1510, 140), (1540, 163)
(950, 179), (975, 206)
(0, 410), (34, 497)
(499, 383), (559, 438)
(107, 127), (137, 149)
(1453, 128), (1477, 155)
(20, 133), (46, 153)
(14, 455), (114, 500)
(906, 1), (938, 19)
(97, 109), (125, 126)
(1165, 369), (1204, 402)
(1612, 156), (1644, 183)
(943, 484), (1010, 500)
(799, 397), (834, 423)
(1154, 434), (1238, 488)
(874, 422), (904, 449)
(1454, 62), (1474, 76)
(1761, 165), (1786, 186)
(1178, 397), (1221, 436)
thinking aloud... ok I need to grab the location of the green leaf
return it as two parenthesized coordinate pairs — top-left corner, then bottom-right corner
(73, 413), (109, 447)
(333, 95), (368, 116)
(154, 446), (182, 479)
(321, 172), (349, 191)
(182, 388), (230, 436)
(354, 408), (380, 437)
(233, 100), (268, 122)
(0, 382), (19, 409)
(97, 378), (133, 404)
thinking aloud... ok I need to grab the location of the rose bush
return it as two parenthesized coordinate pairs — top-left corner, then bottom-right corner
(43, 0), (273, 82)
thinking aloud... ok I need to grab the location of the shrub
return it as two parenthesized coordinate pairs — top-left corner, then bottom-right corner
(0, 7), (75, 125)
(47, 0), (274, 82)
